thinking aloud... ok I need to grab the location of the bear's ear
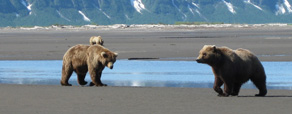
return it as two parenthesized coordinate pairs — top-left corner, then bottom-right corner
(114, 52), (118, 57)
(101, 52), (108, 58)
(212, 45), (217, 52)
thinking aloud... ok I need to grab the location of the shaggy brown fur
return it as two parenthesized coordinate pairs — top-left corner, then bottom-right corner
(196, 45), (267, 97)
(89, 36), (104, 45)
(61, 44), (117, 86)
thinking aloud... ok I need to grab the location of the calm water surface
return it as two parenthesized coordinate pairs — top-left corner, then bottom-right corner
(0, 60), (292, 90)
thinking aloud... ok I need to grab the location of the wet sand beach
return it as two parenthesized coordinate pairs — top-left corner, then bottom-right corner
(1, 25), (292, 61)
(1, 84), (292, 114)
(1, 25), (292, 114)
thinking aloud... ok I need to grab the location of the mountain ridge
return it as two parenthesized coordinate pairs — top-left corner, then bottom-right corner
(1, 0), (292, 27)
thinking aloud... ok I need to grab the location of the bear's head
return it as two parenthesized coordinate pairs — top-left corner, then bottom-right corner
(90, 36), (104, 45)
(100, 51), (118, 69)
(196, 45), (222, 66)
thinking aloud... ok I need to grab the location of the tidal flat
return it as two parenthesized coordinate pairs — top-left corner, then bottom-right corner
(0, 60), (291, 90)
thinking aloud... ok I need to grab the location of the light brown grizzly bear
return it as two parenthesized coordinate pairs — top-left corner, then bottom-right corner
(89, 36), (104, 45)
(61, 44), (118, 86)
(196, 45), (267, 97)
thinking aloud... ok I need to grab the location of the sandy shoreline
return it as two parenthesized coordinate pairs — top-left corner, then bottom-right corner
(1, 25), (292, 114)
(1, 84), (292, 114)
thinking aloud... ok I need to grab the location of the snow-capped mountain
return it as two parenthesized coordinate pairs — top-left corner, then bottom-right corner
(1, 0), (292, 27)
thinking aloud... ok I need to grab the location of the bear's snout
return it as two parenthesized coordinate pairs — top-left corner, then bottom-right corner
(107, 62), (114, 69)
(196, 59), (203, 63)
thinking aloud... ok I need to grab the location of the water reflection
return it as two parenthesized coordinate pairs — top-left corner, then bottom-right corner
(0, 60), (292, 90)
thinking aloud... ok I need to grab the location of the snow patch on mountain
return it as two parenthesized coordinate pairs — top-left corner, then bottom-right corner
(15, 13), (20, 17)
(244, 0), (263, 11)
(188, 3), (208, 21)
(56, 10), (71, 22)
(192, 2), (200, 9)
(78, 11), (91, 22)
(98, 9), (111, 19)
(21, 0), (32, 15)
(172, 0), (187, 20)
(276, 0), (292, 15)
(131, 0), (146, 14)
(276, 4), (286, 15)
(172, 0), (180, 11)
(125, 14), (131, 20)
(222, 0), (236, 14)
(196, 9), (208, 21)
(101, 11), (111, 19)
(93, 5), (111, 19)
(188, 5), (195, 15)
(71, 0), (76, 7)
(283, 0), (292, 13)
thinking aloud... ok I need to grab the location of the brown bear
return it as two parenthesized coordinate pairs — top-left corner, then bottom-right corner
(61, 44), (118, 86)
(89, 36), (104, 45)
(196, 45), (267, 97)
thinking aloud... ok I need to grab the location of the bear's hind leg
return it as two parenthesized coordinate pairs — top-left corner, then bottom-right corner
(61, 64), (73, 86)
(77, 73), (88, 86)
(75, 67), (88, 86)
(251, 76), (267, 96)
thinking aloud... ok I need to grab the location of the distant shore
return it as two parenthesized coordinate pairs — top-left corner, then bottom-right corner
(1, 23), (289, 31)
(1, 24), (292, 61)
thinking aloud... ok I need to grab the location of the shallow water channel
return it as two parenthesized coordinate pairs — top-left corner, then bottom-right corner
(0, 60), (292, 90)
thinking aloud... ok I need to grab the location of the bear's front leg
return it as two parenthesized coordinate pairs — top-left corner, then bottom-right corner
(98, 71), (107, 86)
(213, 76), (224, 96)
(220, 82), (233, 97)
(89, 70), (107, 87)
(231, 83), (242, 96)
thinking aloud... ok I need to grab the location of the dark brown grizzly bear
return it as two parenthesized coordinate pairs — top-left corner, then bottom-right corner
(61, 44), (118, 86)
(196, 45), (267, 97)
